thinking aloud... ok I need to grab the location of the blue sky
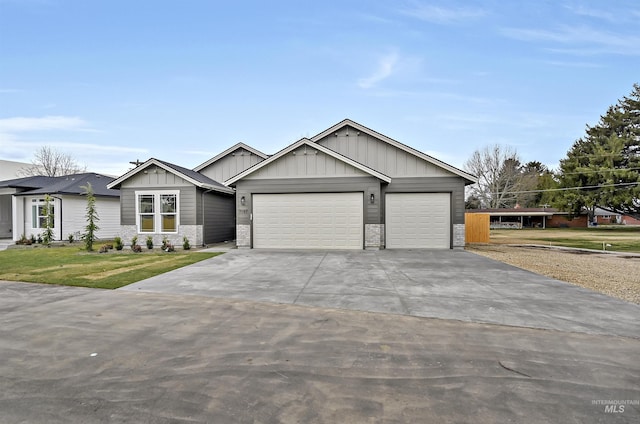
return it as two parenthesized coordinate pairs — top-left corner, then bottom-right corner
(1, 0), (639, 176)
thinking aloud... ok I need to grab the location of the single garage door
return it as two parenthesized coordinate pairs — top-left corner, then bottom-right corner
(386, 193), (450, 249)
(253, 193), (363, 249)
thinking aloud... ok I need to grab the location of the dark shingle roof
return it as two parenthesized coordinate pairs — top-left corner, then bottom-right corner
(155, 159), (229, 191)
(1, 173), (119, 197)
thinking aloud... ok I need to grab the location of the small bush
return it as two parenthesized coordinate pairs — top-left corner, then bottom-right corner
(104, 243), (113, 250)
(30, 234), (36, 244)
(132, 244), (142, 253)
(98, 245), (109, 253)
(131, 235), (138, 247)
(146, 235), (154, 250)
(67, 234), (75, 243)
(164, 243), (175, 252)
(183, 236), (191, 250)
(16, 234), (32, 245)
(36, 234), (43, 244)
(114, 237), (124, 251)
(162, 236), (169, 250)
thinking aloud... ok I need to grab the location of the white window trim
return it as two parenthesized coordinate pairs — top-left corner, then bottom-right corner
(135, 190), (180, 234)
(31, 198), (55, 230)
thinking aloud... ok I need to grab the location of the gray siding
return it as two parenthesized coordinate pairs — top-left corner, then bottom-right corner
(202, 192), (235, 243)
(199, 148), (264, 183)
(120, 186), (197, 225)
(383, 177), (466, 225)
(235, 177), (380, 226)
(244, 148), (369, 180)
(316, 125), (455, 178)
(120, 165), (195, 187)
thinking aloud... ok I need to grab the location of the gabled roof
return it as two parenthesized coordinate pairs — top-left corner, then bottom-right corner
(193, 142), (268, 172)
(107, 158), (234, 194)
(311, 119), (478, 184)
(2, 173), (119, 197)
(225, 138), (392, 186)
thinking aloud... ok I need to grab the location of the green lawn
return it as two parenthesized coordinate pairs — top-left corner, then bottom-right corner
(0, 246), (221, 289)
(490, 226), (640, 253)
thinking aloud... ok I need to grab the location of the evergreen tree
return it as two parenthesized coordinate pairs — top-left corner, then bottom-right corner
(558, 84), (640, 219)
(81, 183), (100, 251)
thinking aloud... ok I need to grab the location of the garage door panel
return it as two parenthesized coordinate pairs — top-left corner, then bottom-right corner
(253, 193), (363, 249)
(386, 193), (450, 249)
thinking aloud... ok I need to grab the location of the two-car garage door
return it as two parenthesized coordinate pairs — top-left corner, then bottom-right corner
(385, 193), (450, 249)
(253, 193), (363, 249)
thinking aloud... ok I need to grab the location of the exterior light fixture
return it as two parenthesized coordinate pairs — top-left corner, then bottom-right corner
(240, 196), (246, 206)
(370, 193), (375, 204)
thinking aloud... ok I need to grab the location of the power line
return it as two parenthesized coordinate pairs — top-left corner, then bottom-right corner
(493, 181), (640, 195)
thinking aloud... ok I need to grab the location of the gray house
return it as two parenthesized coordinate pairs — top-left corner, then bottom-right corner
(226, 119), (477, 249)
(107, 159), (235, 246)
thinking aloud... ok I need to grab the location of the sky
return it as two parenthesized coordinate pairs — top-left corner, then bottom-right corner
(1, 0), (639, 177)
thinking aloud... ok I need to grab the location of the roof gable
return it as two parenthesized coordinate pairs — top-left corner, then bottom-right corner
(107, 159), (234, 194)
(193, 142), (267, 172)
(311, 119), (477, 184)
(225, 139), (391, 185)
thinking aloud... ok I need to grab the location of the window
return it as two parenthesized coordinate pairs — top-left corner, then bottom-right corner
(31, 199), (54, 229)
(136, 191), (179, 233)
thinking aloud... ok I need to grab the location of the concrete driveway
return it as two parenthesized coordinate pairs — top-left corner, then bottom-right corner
(122, 249), (640, 339)
(1, 281), (639, 424)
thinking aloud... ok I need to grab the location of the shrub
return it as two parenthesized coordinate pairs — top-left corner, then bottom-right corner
(42, 194), (54, 247)
(146, 235), (154, 250)
(114, 237), (124, 251)
(98, 245), (109, 253)
(30, 234), (36, 244)
(81, 183), (99, 252)
(104, 243), (113, 250)
(36, 234), (43, 244)
(161, 236), (169, 250)
(67, 234), (75, 243)
(132, 244), (142, 253)
(164, 243), (175, 252)
(182, 236), (191, 250)
(16, 234), (32, 245)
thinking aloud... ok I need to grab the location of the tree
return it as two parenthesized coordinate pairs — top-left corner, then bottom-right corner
(558, 84), (640, 219)
(42, 194), (54, 247)
(464, 144), (525, 208)
(19, 146), (86, 177)
(519, 161), (560, 208)
(81, 183), (99, 251)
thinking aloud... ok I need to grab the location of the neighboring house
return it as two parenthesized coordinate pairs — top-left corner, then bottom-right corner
(593, 207), (621, 225)
(0, 159), (31, 181)
(465, 207), (633, 228)
(107, 159), (236, 247)
(0, 173), (120, 241)
(621, 214), (640, 225)
(226, 119), (477, 249)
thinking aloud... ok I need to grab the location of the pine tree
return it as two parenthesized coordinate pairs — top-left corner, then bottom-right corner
(81, 183), (100, 251)
(558, 84), (640, 219)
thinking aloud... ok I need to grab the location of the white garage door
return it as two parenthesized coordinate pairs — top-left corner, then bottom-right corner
(253, 193), (363, 249)
(386, 193), (450, 249)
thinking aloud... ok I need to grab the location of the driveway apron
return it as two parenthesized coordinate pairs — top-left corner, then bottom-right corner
(120, 249), (640, 338)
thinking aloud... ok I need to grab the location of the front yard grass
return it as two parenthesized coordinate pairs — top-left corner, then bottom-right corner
(0, 246), (221, 289)
(489, 226), (640, 253)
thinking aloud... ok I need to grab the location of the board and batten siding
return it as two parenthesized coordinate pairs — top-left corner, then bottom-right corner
(383, 177), (466, 225)
(119, 186), (198, 226)
(199, 148), (265, 183)
(235, 177), (380, 226)
(316, 125), (455, 178)
(243, 148), (369, 180)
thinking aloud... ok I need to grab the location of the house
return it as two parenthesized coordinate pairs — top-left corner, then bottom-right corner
(0, 173), (120, 241)
(466, 208), (589, 228)
(106, 159), (236, 247)
(0, 159), (31, 181)
(226, 119), (477, 249)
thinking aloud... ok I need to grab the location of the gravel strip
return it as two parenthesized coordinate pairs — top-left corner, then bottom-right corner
(467, 244), (640, 304)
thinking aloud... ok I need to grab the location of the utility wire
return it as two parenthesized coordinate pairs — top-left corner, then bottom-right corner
(493, 181), (640, 195)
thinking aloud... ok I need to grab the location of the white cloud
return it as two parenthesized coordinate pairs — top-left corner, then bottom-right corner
(401, 4), (486, 24)
(564, 5), (616, 22)
(500, 25), (640, 55)
(0, 115), (88, 132)
(357, 53), (399, 89)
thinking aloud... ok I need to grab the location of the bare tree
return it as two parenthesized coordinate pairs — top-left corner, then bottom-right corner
(464, 144), (524, 208)
(19, 146), (86, 177)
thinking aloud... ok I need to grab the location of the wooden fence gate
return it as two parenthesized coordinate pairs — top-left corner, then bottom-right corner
(465, 213), (490, 243)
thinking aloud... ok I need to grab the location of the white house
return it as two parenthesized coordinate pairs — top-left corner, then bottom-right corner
(0, 173), (120, 241)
